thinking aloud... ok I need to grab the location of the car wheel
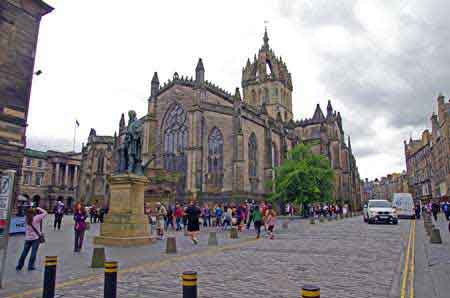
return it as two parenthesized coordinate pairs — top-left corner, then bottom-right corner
(393, 220), (398, 225)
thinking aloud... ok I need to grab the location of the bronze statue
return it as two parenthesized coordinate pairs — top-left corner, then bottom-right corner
(117, 110), (155, 175)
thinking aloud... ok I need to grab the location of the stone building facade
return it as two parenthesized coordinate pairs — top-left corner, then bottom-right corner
(430, 95), (450, 199)
(18, 148), (81, 211)
(295, 102), (362, 210)
(365, 173), (409, 202)
(108, 30), (362, 207)
(404, 94), (450, 202)
(404, 130), (432, 201)
(77, 129), (115, 206)
(0, 0), (52, 200)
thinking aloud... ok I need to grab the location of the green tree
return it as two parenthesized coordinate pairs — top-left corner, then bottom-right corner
(268, 143), (335, 206)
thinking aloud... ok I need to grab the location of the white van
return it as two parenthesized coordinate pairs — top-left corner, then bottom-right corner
(392, 193), (415, 219)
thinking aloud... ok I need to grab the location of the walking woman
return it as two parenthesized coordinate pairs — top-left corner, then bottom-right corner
(16, 207), (47, 271)
(267, 207), (277, 240)
(73, 203), (88, 252)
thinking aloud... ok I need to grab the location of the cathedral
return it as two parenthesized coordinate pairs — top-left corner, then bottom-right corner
(78, 30), (362, 210)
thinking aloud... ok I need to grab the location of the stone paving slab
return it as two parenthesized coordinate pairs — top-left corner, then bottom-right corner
(415, 216), (450, 298)
(1, 215), (257, 297)
(1, 215), (411, 298)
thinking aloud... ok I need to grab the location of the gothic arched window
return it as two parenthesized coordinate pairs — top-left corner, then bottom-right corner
(263, 88), (269, 104)
(271, 142), (279, 169)
(251, 90), (257, 106)
(163, 104), (188, 192)
(249, 133), (258, 192)
(97, 151), (104, 174)
(208, 127), (224, 188)
(248, 133), (257, 177)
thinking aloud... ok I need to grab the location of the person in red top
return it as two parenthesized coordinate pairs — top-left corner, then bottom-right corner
(175, 203), (183, 231)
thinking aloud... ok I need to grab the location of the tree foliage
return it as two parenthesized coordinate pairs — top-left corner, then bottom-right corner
(268, 143), (335, 205)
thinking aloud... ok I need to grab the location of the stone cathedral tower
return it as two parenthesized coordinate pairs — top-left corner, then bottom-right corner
(241, 29), (293, 122)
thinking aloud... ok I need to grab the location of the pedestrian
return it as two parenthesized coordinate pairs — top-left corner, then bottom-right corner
(267, 207), (277, 240)
(98, 206), (106, 223)
(175, 203), (183, 231)
(16, 207), (47, 271)
(165, 205), (174, 231)
(53, 200), (65, 231)
(442, 201), (449, 221)
(185, 200), (201, 244)
(236, 203), (245, 232)
(252, 205), (263, 239)
(89, 203), (98, 223)
(144, 202), (152, 224)
(214, 204), (223, 227)
(414, 202), (421, 220)
(74, 203), (88, 252)
(246, 203), (254, 230)
(223, 205), (232, 230)
(202, 204), (209, 228)
(155, 202), (167, 240)
(432, 200), (440, 221)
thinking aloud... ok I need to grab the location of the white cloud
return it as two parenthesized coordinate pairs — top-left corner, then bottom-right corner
(28, 0), (446, 180)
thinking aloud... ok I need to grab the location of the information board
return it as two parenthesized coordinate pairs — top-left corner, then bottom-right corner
(0, 173), (13, 238)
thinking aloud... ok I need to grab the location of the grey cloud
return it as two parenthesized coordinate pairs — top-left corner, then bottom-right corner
(280, 0), (450, 130)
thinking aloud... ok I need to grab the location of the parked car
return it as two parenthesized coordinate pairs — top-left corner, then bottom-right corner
(392, 193), (415, 219)
(367, 200), (398, 224)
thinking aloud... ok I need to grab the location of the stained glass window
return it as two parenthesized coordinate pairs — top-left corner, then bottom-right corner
(208, 127), (224, 188)
(248, 133), (257, 177)
(163, 104), (188, 192)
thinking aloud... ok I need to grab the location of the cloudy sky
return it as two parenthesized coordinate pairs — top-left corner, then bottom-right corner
(28, 0), (449, 180)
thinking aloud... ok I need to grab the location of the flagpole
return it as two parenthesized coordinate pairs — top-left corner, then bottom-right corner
(73, 121), (77, 152)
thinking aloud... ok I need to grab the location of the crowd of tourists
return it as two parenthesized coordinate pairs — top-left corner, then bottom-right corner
(145, 200), (278, 242)
(14, 199), (280, 271)
(308, 203), (352, 218)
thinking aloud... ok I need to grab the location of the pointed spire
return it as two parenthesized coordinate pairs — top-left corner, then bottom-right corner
(263, 27), (269, 48)
(119, 113), (125, 129)
(151, 72), (159, 97)
(312, 104), (325, 122)
(326, 100), (333, 117)
(234, 87), (241, 101)
(195, 58), (205, 85)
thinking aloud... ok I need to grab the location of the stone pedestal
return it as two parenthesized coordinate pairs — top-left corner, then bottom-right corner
(94, 173), (153, 246)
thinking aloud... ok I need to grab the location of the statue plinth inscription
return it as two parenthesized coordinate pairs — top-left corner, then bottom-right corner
(94, 173), (152, 246)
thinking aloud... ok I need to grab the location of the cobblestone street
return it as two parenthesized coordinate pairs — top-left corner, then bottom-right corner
(1, 215), (412, 298)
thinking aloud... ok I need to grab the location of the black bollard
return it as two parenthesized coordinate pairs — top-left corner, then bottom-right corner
(182, 271), (197, 298)
(302, 284), (320, 298)
(42, 256), (57, 298)
(104, 261), (118, 298)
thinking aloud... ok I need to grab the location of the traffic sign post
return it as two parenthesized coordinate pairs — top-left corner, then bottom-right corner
(0, 170), (16, 288)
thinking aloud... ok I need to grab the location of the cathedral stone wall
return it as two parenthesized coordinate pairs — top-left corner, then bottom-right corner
(104, 30), (363, 208)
